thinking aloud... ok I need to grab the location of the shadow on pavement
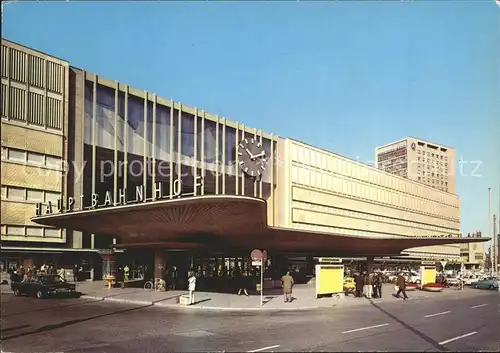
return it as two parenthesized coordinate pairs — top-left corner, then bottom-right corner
(1, 324), (31, 333)
(2, 303), (153, 341)
(368, 300), (448, 352)
(1, 294), (102, 318)
(193, 298), (211, 305)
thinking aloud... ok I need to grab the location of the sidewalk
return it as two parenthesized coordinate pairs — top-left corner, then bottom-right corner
(1, 281), (481, 312)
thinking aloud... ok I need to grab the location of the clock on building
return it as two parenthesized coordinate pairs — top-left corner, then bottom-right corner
(237, 138), (267, 177)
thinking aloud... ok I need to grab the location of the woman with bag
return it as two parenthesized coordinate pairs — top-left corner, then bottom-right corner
(188, 271), (196, 305)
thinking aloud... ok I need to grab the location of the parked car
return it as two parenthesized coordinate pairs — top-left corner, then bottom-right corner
(471, 277), (499, 290)
(404, 271), (421, 284)
(445, 275), (460, 286)
(11, 275), (77, 299)
(463, 275), (480, 286)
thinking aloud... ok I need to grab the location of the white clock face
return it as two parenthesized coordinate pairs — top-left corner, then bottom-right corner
(237, 138), (267, 177)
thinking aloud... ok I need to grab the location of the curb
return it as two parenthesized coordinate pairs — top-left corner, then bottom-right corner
(80, 294), (328, 312)
(80, 295), (153, 306)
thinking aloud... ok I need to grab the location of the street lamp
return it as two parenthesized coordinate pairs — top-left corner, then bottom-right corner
(488, 187), (493, 275)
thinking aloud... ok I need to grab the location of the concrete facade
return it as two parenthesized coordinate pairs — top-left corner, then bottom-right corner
(278, 139), (461, 259)
(1, 39), (69, 244)
(376, 137), (456, 194)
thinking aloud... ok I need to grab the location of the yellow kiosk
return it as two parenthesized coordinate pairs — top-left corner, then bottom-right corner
(315, 258), (344, 298)
(419, 261), (437, 286)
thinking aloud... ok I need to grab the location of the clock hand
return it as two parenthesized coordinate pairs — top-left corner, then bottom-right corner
(251, 151), (266, 159)
(246, 149), (253, 158)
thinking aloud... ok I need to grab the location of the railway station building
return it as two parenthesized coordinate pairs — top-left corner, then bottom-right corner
(0, 38), (487, 286)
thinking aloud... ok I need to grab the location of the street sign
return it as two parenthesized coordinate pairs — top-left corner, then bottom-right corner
(251, 249), (263, 261)
(252, 261), (262, 267)
(440, 261), (447, 270)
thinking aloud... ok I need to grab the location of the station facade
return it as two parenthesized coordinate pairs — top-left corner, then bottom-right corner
(1, 38), (484, 284)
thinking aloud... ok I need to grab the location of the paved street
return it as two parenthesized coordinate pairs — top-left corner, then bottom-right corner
(1, 289), (499, 352)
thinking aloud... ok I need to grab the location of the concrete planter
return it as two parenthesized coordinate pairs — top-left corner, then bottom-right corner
(421, 286), (444, 292)
(179, 295), (190, 306)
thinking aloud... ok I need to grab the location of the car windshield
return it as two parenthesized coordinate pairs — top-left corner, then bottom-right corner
(39, 275), (65, 284)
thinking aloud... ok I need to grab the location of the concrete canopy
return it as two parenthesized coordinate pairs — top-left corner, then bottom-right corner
(32, 195), (488, 256)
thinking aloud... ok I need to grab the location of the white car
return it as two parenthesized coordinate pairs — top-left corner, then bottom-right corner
(463, 275), (480, 286)
(446, 276), (460, 286)
(404, 271), (421, 284)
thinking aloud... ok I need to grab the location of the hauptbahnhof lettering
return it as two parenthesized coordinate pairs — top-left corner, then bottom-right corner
(36, 178), (203, 216)
(1, 38), (487, 285)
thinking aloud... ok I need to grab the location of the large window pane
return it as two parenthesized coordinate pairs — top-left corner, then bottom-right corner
(127, 95), (145, 156)
(8, 186), (25, 200)
(46, 156), (61, 169)
(44, 229), (60, 237)
(146, 101), (154, 158)
(6, 226), (24, 236)
(262, 139), (272, 183)
(196, 117), (203, 162)
(181, 112), (195, 160)
(172, 109), (179, 153)
(96, 84), (115, 149)
(204, 119), (217, 169)
(26, 227), (43, 236)
(117, 91), (125, 151)
(155, 104), (171, 161)
(8, 149), (25, 162)
(27, 189), (44, 202)
(225, 126), (236, 166)
(84, 81), (93, 145)
(45, 191), (60, 203)
(27, 151), (44, 165)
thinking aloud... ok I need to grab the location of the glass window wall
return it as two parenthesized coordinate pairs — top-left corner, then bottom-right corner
(83, 78), (275, 206)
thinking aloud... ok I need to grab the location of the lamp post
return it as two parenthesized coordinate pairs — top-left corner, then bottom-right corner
(493, 214), (497, 275)
(488, 188), (492, 275)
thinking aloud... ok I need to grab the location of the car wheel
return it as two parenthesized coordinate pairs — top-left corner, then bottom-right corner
(489, 285), (494, 290)
(13, 288), (20, 296)
(36, 290), (45, 299)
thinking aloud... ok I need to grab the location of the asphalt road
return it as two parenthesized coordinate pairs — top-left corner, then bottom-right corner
(1, 290), (499, 352)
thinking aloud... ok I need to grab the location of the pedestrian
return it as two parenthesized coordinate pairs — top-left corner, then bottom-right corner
(363, 271), (373, 299)
(116, 266), (125, 288)
(372, 272), (381, 298)
(188, 271), (196, 305)
(170, 266), (178, 290)
(235, 266), (249, 296)
(73, 264), (79, 282)
(395, 272), (409, 300)
(355, 272), (364, 298)
(281, 271), (294, 303)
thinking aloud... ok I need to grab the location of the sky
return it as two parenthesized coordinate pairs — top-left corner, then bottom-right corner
(3, 1), (500, 242)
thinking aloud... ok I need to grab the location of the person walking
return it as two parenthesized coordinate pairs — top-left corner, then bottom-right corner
(281, 271), (294, 303)
(235, 266), (249, 296)
(375, 272), (383, 298)
(372, 272), (381, 298)
(73, 264), (79, 282)
(395, 272), (409, 300)
(355, 272), (364, 298)
(188, 271), (196, 305)
(363, 271), (373, 299)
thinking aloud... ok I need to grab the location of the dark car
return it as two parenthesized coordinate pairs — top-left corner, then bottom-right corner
(12, 275), (77, 299)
